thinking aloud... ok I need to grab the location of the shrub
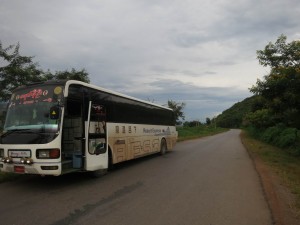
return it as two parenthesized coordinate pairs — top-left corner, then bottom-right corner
(277, 128), (298, 148)
(248, 125), (300, 153)
(243, 109), (273, 129)
(262, 126), (283, 144)
(246, 126), (263, 139)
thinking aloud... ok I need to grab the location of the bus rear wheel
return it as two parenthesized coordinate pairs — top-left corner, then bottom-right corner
(160, 138), (167, 155)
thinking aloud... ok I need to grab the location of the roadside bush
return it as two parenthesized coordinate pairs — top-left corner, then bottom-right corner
(245, 126), (263, 139)
(277, 128), (298, 148)
(243, 109), (273, 129)
(262, 126), (282, 144)
(262, 125), (298, 148)
(246, 125), (300, 156)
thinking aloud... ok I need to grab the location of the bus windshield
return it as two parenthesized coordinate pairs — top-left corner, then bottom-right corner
(3, 85), (64, 136)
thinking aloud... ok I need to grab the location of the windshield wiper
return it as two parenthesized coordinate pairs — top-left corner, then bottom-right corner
(1, 129), (32, 138)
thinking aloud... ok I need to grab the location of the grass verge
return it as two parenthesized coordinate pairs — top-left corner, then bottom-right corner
(241, 130), (300, 213)
(177, 126), (228, 142)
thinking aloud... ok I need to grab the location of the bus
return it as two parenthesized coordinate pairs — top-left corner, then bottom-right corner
(0, 80), (177, 176)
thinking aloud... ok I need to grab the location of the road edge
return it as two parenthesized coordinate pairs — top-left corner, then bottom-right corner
(240, 131), (300, 225)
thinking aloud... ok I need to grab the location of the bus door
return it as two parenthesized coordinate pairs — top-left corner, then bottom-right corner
(85, 102), (108, 171)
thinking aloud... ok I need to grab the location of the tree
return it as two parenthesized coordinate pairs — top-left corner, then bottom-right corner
(183, 120), (201, 127)
(256, 34), (300, 68)
(243, 109), (273, 129)
(0, 42), (44, 101)
(250, 35), (300, 128)
(167, 100), (186, 123)
(0, 41), (91, 101)
(206, 117), (211, 125)
(50, 68), (90, 83)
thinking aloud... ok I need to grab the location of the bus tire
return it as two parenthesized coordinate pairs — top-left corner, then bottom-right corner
(160, 138), (167, 155)
(90, 169), (107, 178)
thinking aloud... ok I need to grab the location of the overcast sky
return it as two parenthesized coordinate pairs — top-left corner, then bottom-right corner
(1, 0), (300, 121)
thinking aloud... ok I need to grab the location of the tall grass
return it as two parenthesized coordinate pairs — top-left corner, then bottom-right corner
(177, 126), (228, 142)
(246, 125), (300, 156)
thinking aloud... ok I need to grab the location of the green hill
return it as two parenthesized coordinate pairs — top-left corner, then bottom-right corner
(216, 96), (258, 128)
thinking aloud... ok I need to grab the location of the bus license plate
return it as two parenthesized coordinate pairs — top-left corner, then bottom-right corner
(14, 166), (25, 173)
(9, 150), (31, 158)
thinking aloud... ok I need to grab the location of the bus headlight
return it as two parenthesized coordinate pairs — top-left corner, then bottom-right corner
(2, 157), (13, 164)
(20, 158), (34, 165)
(26, 158), (34, 165)
(36, 149), (60, 159)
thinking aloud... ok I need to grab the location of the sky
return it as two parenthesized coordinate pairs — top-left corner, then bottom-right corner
(1, 0), (300, 122)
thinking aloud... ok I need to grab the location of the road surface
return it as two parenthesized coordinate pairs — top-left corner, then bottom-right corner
(0, 129), (272, 225)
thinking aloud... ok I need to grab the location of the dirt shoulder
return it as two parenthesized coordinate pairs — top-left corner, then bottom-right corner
(241, 133), (300, 225)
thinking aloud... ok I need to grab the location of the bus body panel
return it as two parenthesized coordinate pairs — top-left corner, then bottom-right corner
(107, 123), (177, 164)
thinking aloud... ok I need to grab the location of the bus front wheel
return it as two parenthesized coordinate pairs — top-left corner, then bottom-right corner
(160, 138), (167, 155)
(90, 169), (107, 178)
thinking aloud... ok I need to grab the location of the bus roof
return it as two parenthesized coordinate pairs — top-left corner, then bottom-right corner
(64, 80), (173, 111)
(13, 80), (173, 111)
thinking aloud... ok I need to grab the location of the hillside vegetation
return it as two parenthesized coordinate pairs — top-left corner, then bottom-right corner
(217, 35), (300, 156)
(216, 96), (258, 128)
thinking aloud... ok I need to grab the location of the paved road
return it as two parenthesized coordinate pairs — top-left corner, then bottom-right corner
(0, 129), (272, 225)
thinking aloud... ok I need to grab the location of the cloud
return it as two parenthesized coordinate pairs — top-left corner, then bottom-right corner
(120, 78), (249, 120)
(1, 0), (300, 121)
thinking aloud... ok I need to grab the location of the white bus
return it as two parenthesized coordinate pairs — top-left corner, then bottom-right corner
(0, 80), (177, 176)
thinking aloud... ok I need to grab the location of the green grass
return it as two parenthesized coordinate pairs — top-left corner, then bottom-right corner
(241, 130), (300, 212)
(177, 126), (228, 142)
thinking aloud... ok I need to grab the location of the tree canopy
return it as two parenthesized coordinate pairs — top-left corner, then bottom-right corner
(217, 35), (300, 130)
(250, 35), (300, 128)
(0, 42), (44, 101)
(0, 41), (90, 101)
(44, 68), (90, 83)
(167, 100), (186, 124)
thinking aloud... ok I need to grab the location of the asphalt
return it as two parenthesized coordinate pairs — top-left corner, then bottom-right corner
(0, 129), (272, 225)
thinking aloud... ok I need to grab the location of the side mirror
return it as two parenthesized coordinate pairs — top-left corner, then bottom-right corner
(50, 106), (60, 120)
